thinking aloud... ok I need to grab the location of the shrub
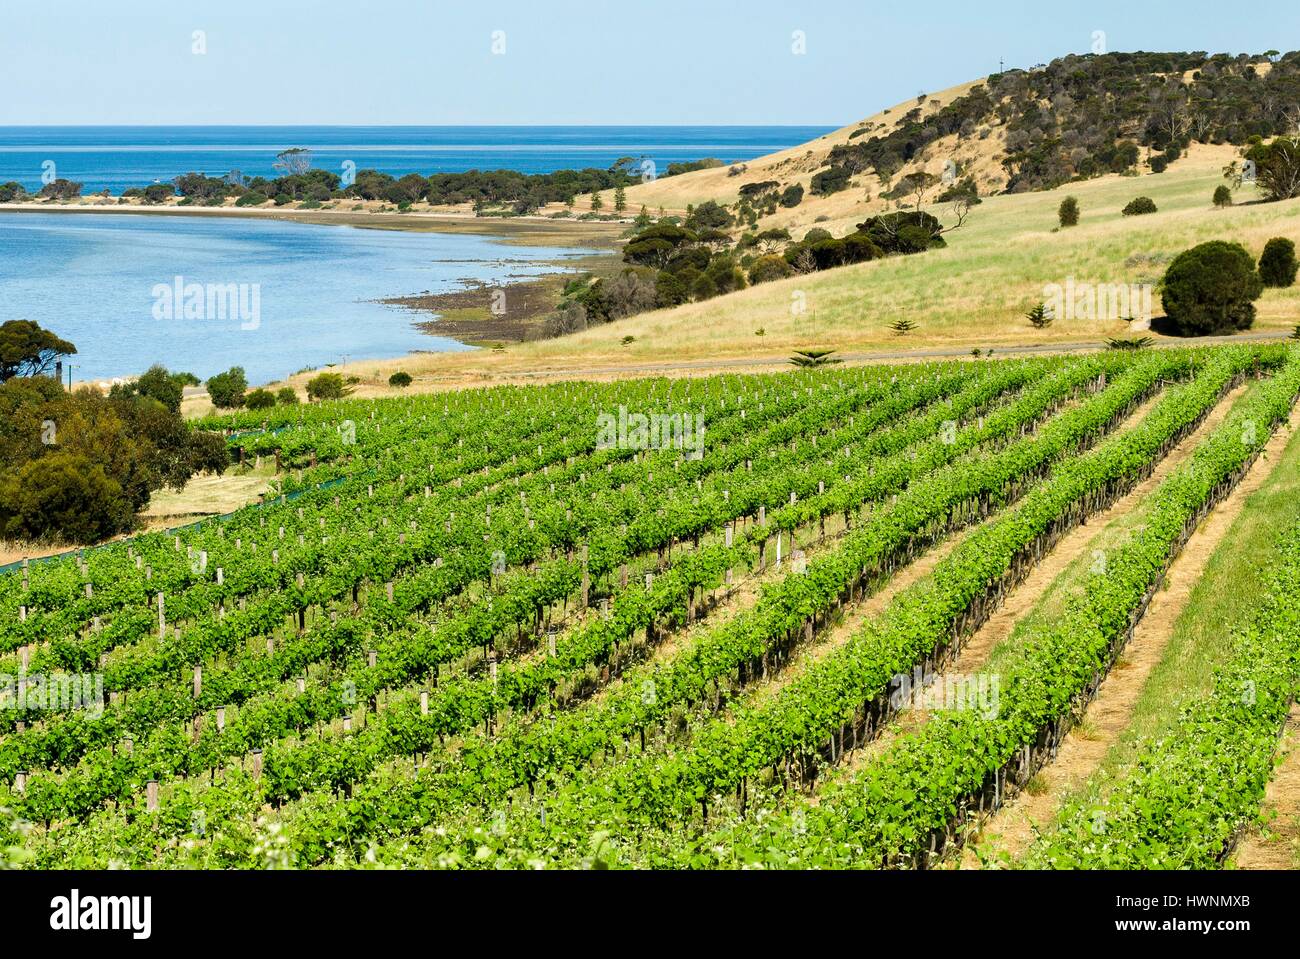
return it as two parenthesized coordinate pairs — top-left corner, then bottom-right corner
(1058, 196), (1080, 227)
(206, 367), (248, 409)
(38, 179), (82, 200)
(1026, 303), (1052, 329)
(842, 232), (884, 263)
(685, 201), (732, 231)
(779, 184), (804, 208)
(1242, 137), (1300, 201)
(276, 387), (299, 405)
(306, 372), (349, 401)
(235, 191), (269, 207)
(1122, 196), (1158, 216)
(245, 388), (276, 410)
(388, 371), (413, 388)
(108, 364), (185, 413)
(748, 256), (795, 284)
(691, 275), (718, 301)
(1160, 241), (1263, 336)
(653, 271), (689, 308)
(273, 193), (293, 206)
(805, 239), (846, 270)
(140, 183), (175, 204)
(1212, 185), (1233, 208)
(856, 211), (944, 254)
(0, 452), (130, 543)
(1148, 156), (1168, 174)
(810, 166), (851, 196)
(1259, 237), (1298, 288)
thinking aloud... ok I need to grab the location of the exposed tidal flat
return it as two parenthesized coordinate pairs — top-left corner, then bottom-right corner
(0, 211), (596, 384)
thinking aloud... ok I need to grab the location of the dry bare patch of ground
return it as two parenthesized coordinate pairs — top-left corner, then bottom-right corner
(961, 400), (1300, 867)
(139, 469), (275, 527)
(1234, 704), (1300, 869)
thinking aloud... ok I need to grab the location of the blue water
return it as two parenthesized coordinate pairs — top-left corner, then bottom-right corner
(0, 126), (832, 195)
(0, 212), (590, 384)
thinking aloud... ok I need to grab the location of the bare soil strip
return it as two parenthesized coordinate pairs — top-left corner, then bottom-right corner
(960, 398), (1300, 867)
(824, 388), (1224, 778)
(1233, 703), (1300, 869)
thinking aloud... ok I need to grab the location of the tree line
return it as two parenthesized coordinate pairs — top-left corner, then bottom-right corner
(0, 322), (229, 544)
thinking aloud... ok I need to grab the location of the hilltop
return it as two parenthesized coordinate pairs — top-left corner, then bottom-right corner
(563, 50), (1299, 237)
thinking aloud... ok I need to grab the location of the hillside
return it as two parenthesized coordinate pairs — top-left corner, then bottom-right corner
(559, 50), (1299, 238)
(556, 78), (987, 232)
(308, 141), (1299, 395)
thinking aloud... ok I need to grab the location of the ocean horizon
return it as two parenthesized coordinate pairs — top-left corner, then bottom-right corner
(0, 125), (836, 195)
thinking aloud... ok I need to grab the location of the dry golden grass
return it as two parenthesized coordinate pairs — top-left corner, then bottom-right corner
(139, 467), (274, 525)
(553, 79), (986, 229)
(291, 143), (1297, 394)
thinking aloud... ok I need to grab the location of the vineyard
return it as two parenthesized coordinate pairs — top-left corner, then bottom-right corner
(3, 344), (1300, 870)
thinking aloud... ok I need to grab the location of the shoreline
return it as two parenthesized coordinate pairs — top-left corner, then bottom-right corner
(0, 199), (627, 248)
(6, 201), (625, 388)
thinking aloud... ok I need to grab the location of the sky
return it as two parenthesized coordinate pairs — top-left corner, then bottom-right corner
(2, 0), (1298, 126)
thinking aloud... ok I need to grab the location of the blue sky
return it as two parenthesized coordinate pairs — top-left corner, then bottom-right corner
(3, 0), (1297, 125)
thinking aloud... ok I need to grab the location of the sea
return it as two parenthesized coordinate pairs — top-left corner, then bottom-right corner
(0, 126), (831, 384)
(0, 126), (832, 195)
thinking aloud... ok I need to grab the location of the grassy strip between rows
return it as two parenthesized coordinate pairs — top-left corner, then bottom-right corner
(1026, 522), (1300, 868)
(682, 346), (1300, 870)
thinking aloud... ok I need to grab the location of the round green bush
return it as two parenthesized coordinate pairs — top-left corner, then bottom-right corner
(748, 255), (795, 284)
(1058, 196), (1079, 227)
(1259, 237), (1298, 288)
(1160, 241), (1263, 336)
(245, 388), (276, 410)
(1121, 196), (1158, 216)
(276, 387), (299, 405)
(388, 371), (413, 388)
(0, 452), (130, 543)
(1212, 185), (1233, 208)
(235, 191), (269, 207)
